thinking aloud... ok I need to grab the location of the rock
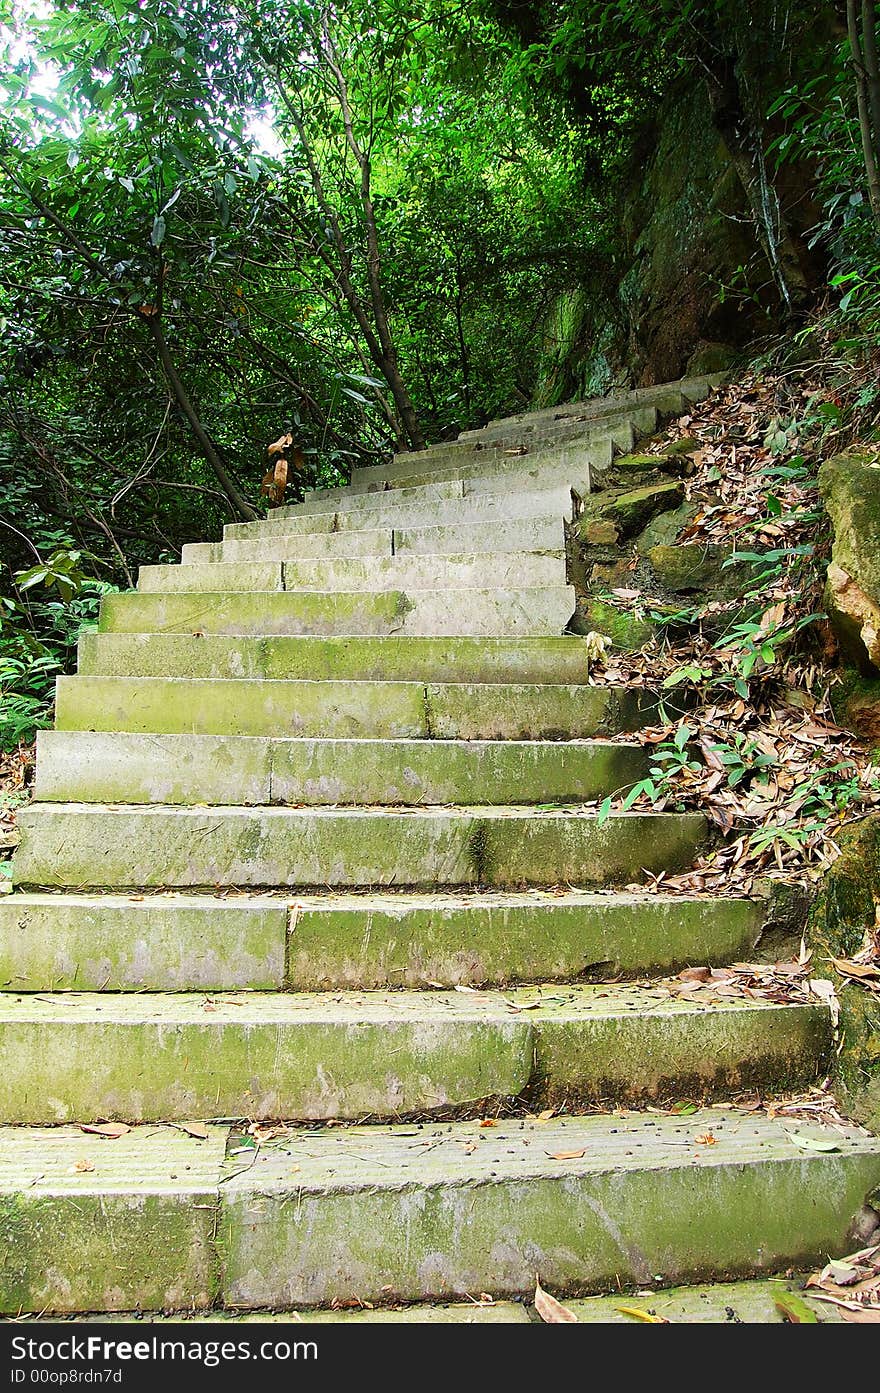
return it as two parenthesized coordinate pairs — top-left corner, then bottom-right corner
(606, 480), (685, 539)
(635, 501), (696, 554)
(590, 560), (634, 586)
(820, 452), (880, 672)
(613, 453), (662, 474)
(808, 816), (880, 1133)
(659, 436), (700, 457)
(582, 519), (619, 545)
(571, 598), (655, 649)
(685, 341), (737, 376)
(647, 543), (728, 594)
(830, 670), (880, 742)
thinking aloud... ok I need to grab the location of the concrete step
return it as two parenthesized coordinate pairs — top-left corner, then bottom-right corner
(56, 675), (652, 740)
(181, 513), (568, 564)
(35, 732), (649, 806)
(141, 551), (566, 594)
(300, 452), (596, 508)
(0, 891), (764, 991)
(3, 1108), (876, 1312)
(0, 985), (831, 1124)
(223, 485), (574, 542)
(12, 804), (709, 889)
(459, 375), (719, 438)
(75, 631), (601, 684)
(96, 585), (576, 639)
(349, 429), (625, 493)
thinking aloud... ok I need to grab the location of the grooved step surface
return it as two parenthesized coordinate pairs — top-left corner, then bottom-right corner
(0, 891), (764, 991)
(97, 586), (576, 639)
(56, 675), (651, 741)
(13, 804), (709, 889)
(142, 550), (567, 593)
(0, 986), (830, 1123)
(76, 632), (598, 683)
(35, 732), (649, 805)
(2, 1105), (875, 1315)
(217, 1108), (880, 1307)
(223, 484), (573, 539)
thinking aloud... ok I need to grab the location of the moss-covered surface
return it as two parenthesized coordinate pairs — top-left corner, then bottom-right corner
(808, 815), (880, 1133)
(606, 480), (685, 538)
(572, 598), (655, 649)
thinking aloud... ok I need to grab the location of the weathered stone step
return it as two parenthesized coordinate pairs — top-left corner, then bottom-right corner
(96, 585), (576, 639)
(223, 485), (574, 542)
(141, 551), (566, 594)
(4, 1107), (876, 1313)
(461, 375), (719, 437)
(13, 804), (708, 889)
(35, 732), (648, 806)
(298, 452), (593, 509)
(0, 985), (831, 1124)
(349, 428), (626, 492)
(56, 675), (648, 741)
(0, 891), (764, 991)
(181, 513), (567, 563)
(76, 631), (599, 684)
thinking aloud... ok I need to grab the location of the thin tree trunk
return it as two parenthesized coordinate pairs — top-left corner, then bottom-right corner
(142, 313), (258, 520)
(849, 0), (880, 230)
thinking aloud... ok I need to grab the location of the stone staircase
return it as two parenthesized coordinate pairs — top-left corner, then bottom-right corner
(2, 375), (879, 1318)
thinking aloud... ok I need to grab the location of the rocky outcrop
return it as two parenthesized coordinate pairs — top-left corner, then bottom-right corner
(820, 452), (880, 673)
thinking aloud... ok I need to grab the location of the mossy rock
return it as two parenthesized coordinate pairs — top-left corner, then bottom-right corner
(571, 598), (655, 649)
(635, 501), (697, 554)
(820, 452), (880, 600)
(659, 436), (700, 457)
(831, 670), (880, 745)
(605, 480), (685, 539)
(647, 543), (729, 594)
(808, 816), (880, 1133)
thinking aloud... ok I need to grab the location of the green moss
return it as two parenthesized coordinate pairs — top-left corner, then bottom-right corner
(808, 816), (880, 1132)
(574, 598), (655, 650)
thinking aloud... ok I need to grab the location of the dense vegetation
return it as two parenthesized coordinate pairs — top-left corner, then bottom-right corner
(1, 0), (879, 748)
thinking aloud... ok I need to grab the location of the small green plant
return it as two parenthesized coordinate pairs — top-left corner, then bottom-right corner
(597, 723), (700, 824)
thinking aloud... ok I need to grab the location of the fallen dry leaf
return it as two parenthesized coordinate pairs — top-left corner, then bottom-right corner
(534, 1279), (578, 1323)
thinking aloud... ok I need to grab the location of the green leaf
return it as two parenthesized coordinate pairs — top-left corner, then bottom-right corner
(784, 1132), (840, 1153)
(150, 215), (166, 247)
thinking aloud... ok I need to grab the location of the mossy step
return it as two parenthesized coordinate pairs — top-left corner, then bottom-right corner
(224, 485), (573, 541)
(3, 1102), (873, 1313)
(76, 632), (601, 684)
(56, 675), (652, 740)
(35, 732), (649, 806)
(303, 455), (593, 506)
(0, 890), (764, 991)
(183, 513), (567, 563)
(13, 804), (709, 890)
(0, 985), (831, 1123)
(140, 550), (567, 594)
(96, 586), (576, 639)
(348, 432), (619, 491)
(458, 377), (716, 439)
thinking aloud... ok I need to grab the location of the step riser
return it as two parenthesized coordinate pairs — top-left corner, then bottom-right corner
(183, 514), (568, 563)
(75, 632), (595, 684)
(222, 1146), (871, 1310)
(98, 587), (576, 639)
(56, 676), (650, 741)
(140, 553), (566, 594)
(0, 997), (829, 1123)
(224, 486), (573, 542)
(13, 807), (709, 890)
(0, 896), (286, 991)
(458, 376), (717, 439)
(0, 894), (764, 991)
(35, 733), (649, 807)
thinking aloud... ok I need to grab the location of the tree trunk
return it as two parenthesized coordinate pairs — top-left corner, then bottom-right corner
(142, 313), (258, 520)
(850, 0), (880, 231)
